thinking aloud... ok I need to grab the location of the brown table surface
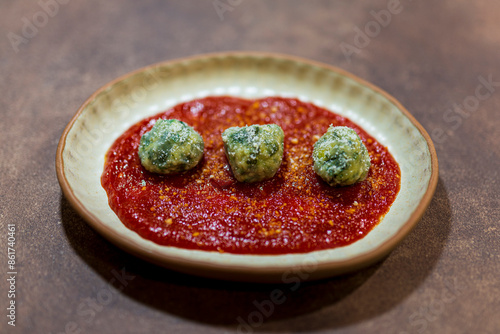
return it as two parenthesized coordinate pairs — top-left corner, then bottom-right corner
(1, 1), (499, 333)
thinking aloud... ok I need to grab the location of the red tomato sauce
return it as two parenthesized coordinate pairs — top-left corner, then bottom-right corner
(101, 97), (400, 254)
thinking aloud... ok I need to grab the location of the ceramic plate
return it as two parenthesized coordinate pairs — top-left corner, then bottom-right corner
(56, 52), (438, 282)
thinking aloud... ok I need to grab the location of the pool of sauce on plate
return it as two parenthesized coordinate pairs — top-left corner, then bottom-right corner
(101, 97), (401, 254)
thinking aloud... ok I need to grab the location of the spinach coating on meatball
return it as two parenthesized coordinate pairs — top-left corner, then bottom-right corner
(313, 126), (370, 186)
(222, 124), (284, 183)
(138, 119), (204, 174)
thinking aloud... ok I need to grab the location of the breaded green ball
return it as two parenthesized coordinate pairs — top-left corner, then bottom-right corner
(313, 126), (370, 186)
(138, 119), (204, 174)
(222, 124), (284, 183)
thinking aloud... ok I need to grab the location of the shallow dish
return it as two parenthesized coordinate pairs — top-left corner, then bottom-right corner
(56, 52), (438, 282)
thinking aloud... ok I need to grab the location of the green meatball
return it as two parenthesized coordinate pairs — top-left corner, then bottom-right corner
(222, 124), (284, 183)
(313, 126), (370, 186)
(138, 119), (204, 174)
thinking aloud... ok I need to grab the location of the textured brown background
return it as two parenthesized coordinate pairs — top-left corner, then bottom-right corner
(1, 1), (499, 333)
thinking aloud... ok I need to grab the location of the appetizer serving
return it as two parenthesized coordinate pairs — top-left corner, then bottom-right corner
(101, 96), (400, 254)
(57, 52), (437, 281)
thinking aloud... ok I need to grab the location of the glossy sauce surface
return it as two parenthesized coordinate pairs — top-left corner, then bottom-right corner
(101, 97), (400, 254)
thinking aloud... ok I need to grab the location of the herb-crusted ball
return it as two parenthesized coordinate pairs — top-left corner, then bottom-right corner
(222, 124), (284, 183)
(313, 126), (370, 186)
(138, 119), (204, 174)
